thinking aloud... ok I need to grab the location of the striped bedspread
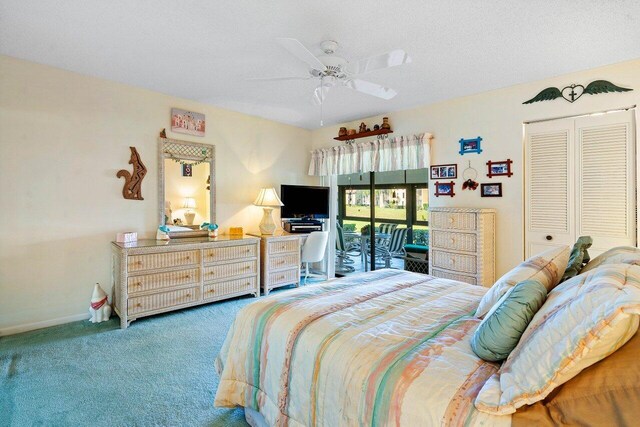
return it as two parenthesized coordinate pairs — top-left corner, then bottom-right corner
(214, 269), (511, 427)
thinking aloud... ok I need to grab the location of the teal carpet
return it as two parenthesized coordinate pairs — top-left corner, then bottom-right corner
(0, 285), (305, 427)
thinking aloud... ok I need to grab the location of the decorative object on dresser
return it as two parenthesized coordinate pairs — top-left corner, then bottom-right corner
(434, 181), (455, 197)
(430, 164), (457, 179)
(182, 197), (197, 225)
(523, 80), (633, 104)
(156, 225), (171, 240)
(117, 146), (147, 200)
(89, 283), (111, 323)
(253, 187), (284, 235)
(249, 230), (302, 295)
(112, 236), (260, 329)
(458, 136), (483, 155)
(200, 222), (219, 238)
(171, 108), (205, 137)
(116, 231), (137, 244)
(159, 138), (215, 239)
(229, 227), (244, 237)
(481, 183), (502, 197)
(486, 159), (513, 177)
(429, 207), (496, 286)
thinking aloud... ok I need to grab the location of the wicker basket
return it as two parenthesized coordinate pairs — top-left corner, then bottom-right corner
(404, 254), (429, 274)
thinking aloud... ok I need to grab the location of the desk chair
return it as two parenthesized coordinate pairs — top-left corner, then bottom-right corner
(301, 231), (329, 282)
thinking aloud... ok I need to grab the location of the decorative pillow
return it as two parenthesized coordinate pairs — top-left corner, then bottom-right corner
(580, 246), (640, 274)
(471, 280), (547, 362)
(512, 329), (640, 427)
(474, 263), (640, 415)
(475, 246), (570, 318)
(560, 236), (592, 283)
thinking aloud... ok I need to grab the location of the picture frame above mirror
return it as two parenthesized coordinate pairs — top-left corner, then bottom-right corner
(158, 137), (215, 238)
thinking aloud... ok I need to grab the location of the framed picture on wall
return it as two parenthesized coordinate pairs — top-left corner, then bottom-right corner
(171, 108), (206, 137)
(458, 136), (483, 155)
(434, 181), (455, 197)
(486, 159), (513, 178)
(481, 183), (502, 197)
(430, 164), (457, 179)
(182, 164), (192, 177)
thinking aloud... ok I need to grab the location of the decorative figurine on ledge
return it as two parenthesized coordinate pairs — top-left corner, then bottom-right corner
(156, 225), (171, 240)
(373, 124), (380, 131)
(359, 122), (367, 133)
(338, 127), (348, 137)
(381, 117), (391, 130)
(201, 222), (219, 238)
(89, 283), (111, 323)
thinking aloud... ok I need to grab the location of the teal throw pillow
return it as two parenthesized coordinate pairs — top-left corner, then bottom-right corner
(471, 280), (547, 362)
(561, 236), (593, 282)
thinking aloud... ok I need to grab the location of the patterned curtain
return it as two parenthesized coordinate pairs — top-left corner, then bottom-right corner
(308, 133), (432, 176)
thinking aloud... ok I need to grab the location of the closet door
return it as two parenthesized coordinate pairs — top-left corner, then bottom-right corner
(575, 110), (636, 255)
(525, 118), (575, 257)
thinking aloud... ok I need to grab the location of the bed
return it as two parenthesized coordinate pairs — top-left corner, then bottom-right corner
(214, 269), (511, 426)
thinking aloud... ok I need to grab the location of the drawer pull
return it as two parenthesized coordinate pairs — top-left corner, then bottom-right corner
(207, 289), (215, 294)
(279, 275), (285, 280)
(246, 249), (251, 253)
(133, 282), (141, 287)
(186, 293), (191, 298)
(245, 266), (251, 270)
(136, 303), (142, 308)
(450, 238), (455, 244)
(136, 261), (143, 265)
(450, 258), (456, 263)
(449, 216), (455, 223)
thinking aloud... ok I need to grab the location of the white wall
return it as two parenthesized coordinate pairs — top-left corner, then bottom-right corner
(0, 55), (314, 334)
(311, 59), (640, 278)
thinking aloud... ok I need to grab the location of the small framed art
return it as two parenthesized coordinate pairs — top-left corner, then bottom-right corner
(430, 164), (457, 179)
(481, 183), (502, 197)
(182, 164), (192, 177)
(434, 181), (455, 197)
(458, 137), (483, 155)
(171, 108), (206, 137)
(486, 159), (513, 178)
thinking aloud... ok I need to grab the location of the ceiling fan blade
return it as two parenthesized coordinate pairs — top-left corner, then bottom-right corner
(346, 49), (412, 75)
(246, 76), (311, 81)
(276, 38), (327, 71)
(344, 79), (397, 100)
(312, 85), (330, 105)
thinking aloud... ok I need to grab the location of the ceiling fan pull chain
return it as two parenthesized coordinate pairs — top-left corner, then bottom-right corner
(320, 76), (324, 127)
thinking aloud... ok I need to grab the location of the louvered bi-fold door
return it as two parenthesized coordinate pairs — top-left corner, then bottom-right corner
(525, 109), (636, 258)
(576, 111), (636, 255)
(525, 119), (575, 257)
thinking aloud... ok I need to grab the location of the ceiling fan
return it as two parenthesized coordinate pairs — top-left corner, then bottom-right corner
(249, 38), (411, 124)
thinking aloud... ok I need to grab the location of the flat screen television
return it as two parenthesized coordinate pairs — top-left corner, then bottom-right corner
(280, 185), (330, 219)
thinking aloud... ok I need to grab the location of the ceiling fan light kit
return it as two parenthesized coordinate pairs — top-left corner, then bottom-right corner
(250, 38), (412, 126)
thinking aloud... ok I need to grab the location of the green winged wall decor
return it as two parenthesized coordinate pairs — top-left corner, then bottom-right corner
(523, 80), (632, 104)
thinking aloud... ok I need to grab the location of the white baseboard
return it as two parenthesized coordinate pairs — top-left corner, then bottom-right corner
(0, 312), (90, 337)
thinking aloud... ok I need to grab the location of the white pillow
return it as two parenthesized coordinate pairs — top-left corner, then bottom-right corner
(475, 246), (570, 318)
(580, 246), (640, 274)
(474, 263), (640, 415)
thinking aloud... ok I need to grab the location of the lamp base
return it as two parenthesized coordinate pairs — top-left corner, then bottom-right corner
(259, 207), (276, 235)
(184, 212), (196, 226)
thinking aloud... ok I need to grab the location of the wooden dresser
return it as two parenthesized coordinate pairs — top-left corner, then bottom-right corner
(428, 208), (496, 286)
(249, 230), (303, 295)
(111, 236), (260, 329)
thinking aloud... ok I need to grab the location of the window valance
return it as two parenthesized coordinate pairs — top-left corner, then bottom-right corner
(308, 133), (432, 176)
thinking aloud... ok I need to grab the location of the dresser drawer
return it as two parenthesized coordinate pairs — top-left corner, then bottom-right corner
(203, 260), (256, 282)
(203, 276), (257, 300)
(268, 239), (299, 255)
(431, 230), (477, 252)
(268, 268), (299, 287)
(269, 253), (299, 270)
(431, 250), (477, 274)
(203, 244), (256, 263)
(430, 268), (477, 285)
(431, 211), (477, 231)
(127, 286), (200, 315)
(127, 250), (199, 272)
(128, 268), (198, 294)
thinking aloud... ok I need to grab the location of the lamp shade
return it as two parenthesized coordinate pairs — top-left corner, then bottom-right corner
(253, 187), (284, 207)
(182, 197), (196, 209)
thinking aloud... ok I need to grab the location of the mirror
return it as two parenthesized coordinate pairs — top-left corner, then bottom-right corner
(158, 138), (215, 237)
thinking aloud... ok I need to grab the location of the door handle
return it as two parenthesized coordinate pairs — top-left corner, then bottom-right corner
(545, 235), (553, 241)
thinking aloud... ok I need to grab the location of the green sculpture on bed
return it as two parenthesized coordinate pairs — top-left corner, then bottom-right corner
(561, 236), (593, 282)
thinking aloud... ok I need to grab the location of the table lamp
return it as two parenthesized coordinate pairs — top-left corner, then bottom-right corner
(253, 187), (283, 235)
(183, 197), (197, 225)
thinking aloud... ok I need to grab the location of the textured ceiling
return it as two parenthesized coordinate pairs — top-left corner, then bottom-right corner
(1, 0), (640, 129)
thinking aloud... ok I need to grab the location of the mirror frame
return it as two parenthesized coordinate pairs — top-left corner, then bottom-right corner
(158, 137), (216, 238)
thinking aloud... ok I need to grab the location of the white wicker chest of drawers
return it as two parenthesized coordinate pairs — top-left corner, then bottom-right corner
(111, 236), (260, 329)
(428, 208), (496, 286)
(249, 231), (302, 295)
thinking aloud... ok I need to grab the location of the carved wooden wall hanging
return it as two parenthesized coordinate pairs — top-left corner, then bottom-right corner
(117, 147), (147, 200)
